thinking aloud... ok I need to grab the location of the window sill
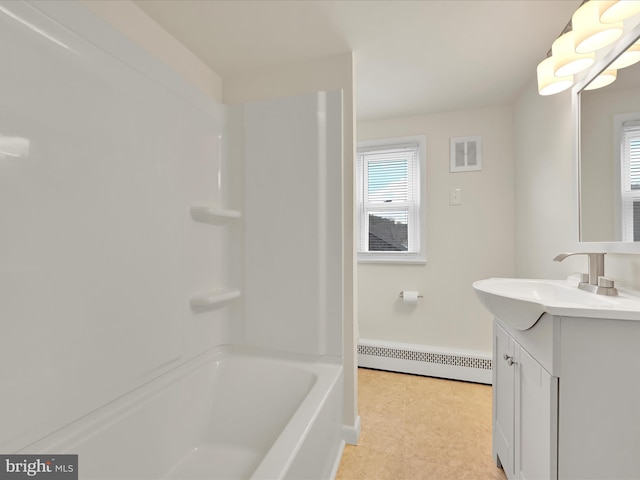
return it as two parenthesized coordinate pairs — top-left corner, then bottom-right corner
(357, 253), (426, 265)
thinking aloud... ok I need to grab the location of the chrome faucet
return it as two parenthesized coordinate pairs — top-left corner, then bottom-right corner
(553, 252), (617, 296)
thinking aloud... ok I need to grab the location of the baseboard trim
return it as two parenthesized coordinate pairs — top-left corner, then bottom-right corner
(342, 415), (361, 446)
(358, 339), (492, 384)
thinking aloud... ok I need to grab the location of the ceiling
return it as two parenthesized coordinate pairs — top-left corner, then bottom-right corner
(133, 0), (581, 122)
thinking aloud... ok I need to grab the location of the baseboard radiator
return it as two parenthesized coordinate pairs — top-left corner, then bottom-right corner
(358, 339), (492, 384)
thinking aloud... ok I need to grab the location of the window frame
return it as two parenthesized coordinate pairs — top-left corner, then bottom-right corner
(356, 135), (426, 264)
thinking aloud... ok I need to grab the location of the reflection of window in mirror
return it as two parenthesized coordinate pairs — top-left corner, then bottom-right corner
(617, 117), (640, 241)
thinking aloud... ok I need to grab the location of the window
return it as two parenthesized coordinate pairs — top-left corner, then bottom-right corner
(356, 136), (426, 263)
(621, 120), (640, 241)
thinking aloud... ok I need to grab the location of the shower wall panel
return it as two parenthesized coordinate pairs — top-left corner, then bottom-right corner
(243, 91), (343, 357)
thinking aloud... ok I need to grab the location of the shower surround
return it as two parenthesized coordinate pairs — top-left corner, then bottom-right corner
(0, 1), (345, 478)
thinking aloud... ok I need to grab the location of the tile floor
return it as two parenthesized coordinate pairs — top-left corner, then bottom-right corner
(336, 368), (507, 480)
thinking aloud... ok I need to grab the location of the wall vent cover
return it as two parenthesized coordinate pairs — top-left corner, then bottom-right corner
(450, 136), (482, 172)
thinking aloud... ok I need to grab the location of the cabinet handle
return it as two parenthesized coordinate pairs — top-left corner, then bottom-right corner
(503, 353), (517, 366)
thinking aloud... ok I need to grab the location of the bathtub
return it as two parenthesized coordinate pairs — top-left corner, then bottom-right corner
(21, 346), (344, 479)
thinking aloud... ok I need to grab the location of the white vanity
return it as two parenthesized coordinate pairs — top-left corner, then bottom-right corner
(476, 10), (640, 479)
(474, 277), (640, 480)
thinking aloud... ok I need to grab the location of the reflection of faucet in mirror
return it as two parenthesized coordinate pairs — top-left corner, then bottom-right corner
(553, 252), (618, 296)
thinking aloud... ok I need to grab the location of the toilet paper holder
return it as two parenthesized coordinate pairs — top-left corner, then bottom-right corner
(399, 291), (423, 299)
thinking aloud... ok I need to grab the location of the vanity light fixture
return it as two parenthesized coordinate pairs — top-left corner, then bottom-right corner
(537, 0), (640, 96)
(583, 68), (618, 89)
(572, 0), (623, 53)
(599, 0), (640, 24)
(537, 56), (574, 95)
(552, 30), (595, 76)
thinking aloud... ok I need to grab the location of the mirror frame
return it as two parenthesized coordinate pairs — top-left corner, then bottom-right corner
(573, 20), (640, 253)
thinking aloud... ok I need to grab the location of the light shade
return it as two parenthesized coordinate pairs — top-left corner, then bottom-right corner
(609, 40), (640, 69)
(584, 69), (618, 90)
(537, 56), (574, 96)
(600, 0), (640, 23)
(552, 31), (595, 76)
(573, 1), (624, 53)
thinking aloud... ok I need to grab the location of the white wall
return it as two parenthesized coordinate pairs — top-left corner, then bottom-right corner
(357, 105), (515, 355)
(514, 80), (640, 289)
(513, 83), (576, 278)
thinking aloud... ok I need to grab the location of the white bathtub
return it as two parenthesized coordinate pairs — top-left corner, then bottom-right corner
(21, 346), (344, 479)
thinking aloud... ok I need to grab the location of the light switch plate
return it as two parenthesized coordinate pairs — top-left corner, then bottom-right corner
(449, 188), (462, 206)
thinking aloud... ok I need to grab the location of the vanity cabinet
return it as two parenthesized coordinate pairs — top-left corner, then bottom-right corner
(494, 322), (558, 480)
(493, 314), (640, 480)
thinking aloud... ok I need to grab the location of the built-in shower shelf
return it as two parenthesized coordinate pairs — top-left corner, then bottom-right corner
(189, 205), (241, 224)
(190, 289), (241, 309)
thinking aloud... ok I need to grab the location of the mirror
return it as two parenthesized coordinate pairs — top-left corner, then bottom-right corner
(578, 29), (640, 248)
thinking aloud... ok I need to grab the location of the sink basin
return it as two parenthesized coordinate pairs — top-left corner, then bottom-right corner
(473, 278), (640, 330)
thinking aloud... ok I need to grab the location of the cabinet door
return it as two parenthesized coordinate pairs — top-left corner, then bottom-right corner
(515, 346), (558, 480)
(494, 323), (515, 478)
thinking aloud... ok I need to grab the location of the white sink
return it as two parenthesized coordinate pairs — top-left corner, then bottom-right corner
(473, 278), (640, 330)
